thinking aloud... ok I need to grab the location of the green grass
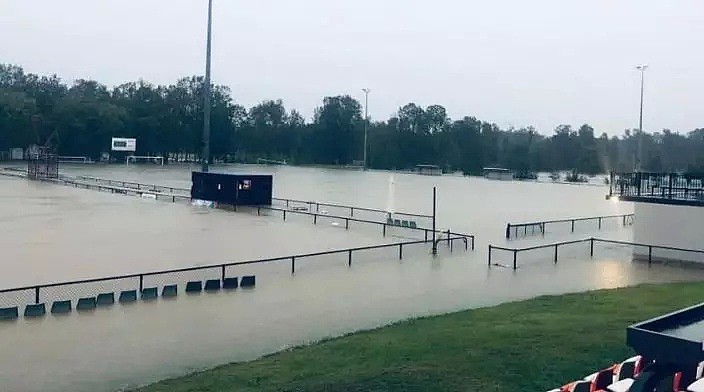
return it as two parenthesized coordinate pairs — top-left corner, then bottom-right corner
(135, 282), (704, 392)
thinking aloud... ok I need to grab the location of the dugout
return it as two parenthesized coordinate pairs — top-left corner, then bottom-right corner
(191, 172), (273, 206)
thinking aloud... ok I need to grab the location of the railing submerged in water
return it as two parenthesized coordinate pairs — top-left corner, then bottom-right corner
(0, 235), (471, 320)
(488, 237), (704, 270)
(609, 172), (704, 205)
(505, 214), (634, 239)
(70, 175), (471, 245)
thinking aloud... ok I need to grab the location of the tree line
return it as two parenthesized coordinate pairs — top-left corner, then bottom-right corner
(1, 63), (703, 174)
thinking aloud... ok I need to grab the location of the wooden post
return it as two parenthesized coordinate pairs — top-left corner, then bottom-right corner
(571, 220), (575, 233)
(139, 275), (144, 292)
(648, 246), (652, 264)
(382, 224), (386, 236)
(291, 256), (296, 274)
(283, 209), (287, 221)
(35, 287), (40, 304)
(399, 243), (403, 260)
(221, 265), (226, 281)
(513, 250), (518, 270)
(345, 219), (349, 230)
(348, 250), (352, 267)
(505, 224), (511, 239)
(590, 238), (594, 258)
(488, 245), (492, 266)
(598, 217), (602, 230)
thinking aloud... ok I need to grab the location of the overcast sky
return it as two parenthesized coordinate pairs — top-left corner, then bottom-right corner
(1, 0), (702, 135)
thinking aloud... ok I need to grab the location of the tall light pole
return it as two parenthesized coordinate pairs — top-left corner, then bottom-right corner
(635, 64), (648, 171)
(201, 0), (213, 173)
(362, 88), (370, 169)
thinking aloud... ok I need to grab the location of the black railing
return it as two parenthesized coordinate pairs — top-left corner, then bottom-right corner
(505, 214), (634, 239)
(488, 237), (704, 270)
(75, 175), (432, 222)
(609, 172), (704, 205)
(69, 175), (472, 244)
(0, 235), (470, 319)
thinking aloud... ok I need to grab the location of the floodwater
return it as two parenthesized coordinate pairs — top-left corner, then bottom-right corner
(0, 164), (701, 392)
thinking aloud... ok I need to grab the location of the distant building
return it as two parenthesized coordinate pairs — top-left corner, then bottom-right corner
(483, 167), (514, 181)
(608, 172), (704, 263)
(415, 165), (442, 176)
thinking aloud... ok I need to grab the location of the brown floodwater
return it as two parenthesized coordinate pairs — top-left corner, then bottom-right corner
(0, 164), (699, 392)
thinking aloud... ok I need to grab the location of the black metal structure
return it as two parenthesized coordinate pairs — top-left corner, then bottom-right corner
(609, 172), (704, 206)
(191, 172), (273, 206)
(627, 303), (704, 391)
(27, 147), (58, 180)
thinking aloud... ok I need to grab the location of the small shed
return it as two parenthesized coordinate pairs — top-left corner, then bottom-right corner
(191, 172), (273, 206)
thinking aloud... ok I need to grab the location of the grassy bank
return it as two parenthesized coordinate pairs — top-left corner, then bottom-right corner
(136, 282), (704, 392)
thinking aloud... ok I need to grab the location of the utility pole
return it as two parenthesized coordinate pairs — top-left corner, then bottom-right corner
(362, 88), (370, 169)
(635, 64), (648, 171)
(201, 0), (213, 173)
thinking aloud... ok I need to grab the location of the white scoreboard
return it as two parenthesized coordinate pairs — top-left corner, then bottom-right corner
(111, 137), (137, 152)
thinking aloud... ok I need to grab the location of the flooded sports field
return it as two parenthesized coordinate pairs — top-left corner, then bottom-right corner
(1, 164), (701, 392)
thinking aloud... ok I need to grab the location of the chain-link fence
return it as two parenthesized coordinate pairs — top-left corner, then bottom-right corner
(0, 234), (473, 321)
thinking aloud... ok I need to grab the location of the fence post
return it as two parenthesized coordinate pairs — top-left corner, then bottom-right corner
(471, 237), (474, 250)
(283, 210), (287, 221)
(598, 217), (602, 230)
(488, 245), (492, 266)
(590, 238), (594, 258)
(345, 218), (349, 230)
(350, 207), (354, 217)
(314, 214), (317, 224)
(286, 200), (289, 208)
(290, 256), (296, 274)
(382, 224), (386, 236)
(316, 203), (320, 212)
(35, 286), (40, 304)
(648, 246), (652, 264)
(447, 229), (450, 246)
(554, 245), (558, 263)
(505, 224), (511, 239)
(221, 265), (226, 281)
(257, 207), (261, 216)
(348, 250), (352, 267)
(424, 230), (428, 242)
(399, 243), (403, 260)
(513, 250), (517, 270)
(450, 237), (454, 252)
(172, 196), (175, 203)
(139, 275), (144, 292)
(571, 220), (575, 233)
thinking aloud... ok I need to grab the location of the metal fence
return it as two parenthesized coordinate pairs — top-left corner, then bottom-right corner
(488, 237), (704, 270)
(609, 172), (704, 204)
(505, 214), (634, 239)
(0, 235), (471, 320)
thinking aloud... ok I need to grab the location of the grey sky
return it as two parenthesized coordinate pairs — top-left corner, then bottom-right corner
(1, 0), (702, 135)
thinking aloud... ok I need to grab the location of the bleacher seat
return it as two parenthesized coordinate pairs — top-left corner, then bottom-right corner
(409, 221), (417, 229)
(241, 275), (256, 288)
(141, 287), (158, 300)
(606, 378), (634, 392)
(96, 293), (115, 306)
(386, 217), (394, 225)
(76, 297), (97, 311)
(394, 219), (401, 226)
(162, 285), (178, 298)
(0, 306), (19, 320)
(204, 279), (221, 291)
(119, 290), (137, 303)
(688, 377), (704, 392)
(24, 303), (46, 317)
(223, 277), (238, 289)
(401, 220), (409, 227)
(51, 300), (71, 314)
(185, 281), (203, 293)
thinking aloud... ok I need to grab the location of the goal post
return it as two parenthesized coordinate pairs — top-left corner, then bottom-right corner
(126, 156), (164, 166)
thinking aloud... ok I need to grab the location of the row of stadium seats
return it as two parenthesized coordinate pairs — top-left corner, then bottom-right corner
(547, 355), (704, 392)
